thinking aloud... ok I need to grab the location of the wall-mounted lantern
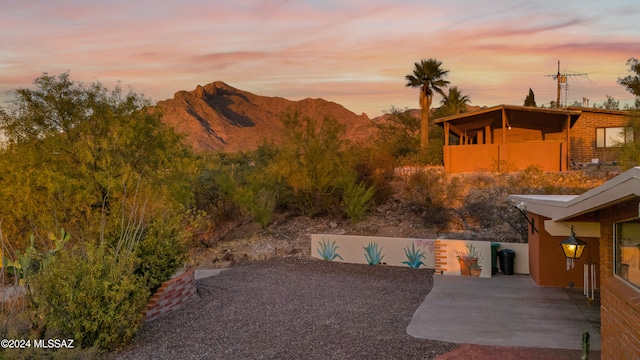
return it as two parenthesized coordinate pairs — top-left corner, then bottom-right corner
(561, 226), (586, 270)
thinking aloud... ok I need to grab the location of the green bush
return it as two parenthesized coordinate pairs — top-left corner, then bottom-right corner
(349, 145), (395, 203)
(268, 111), (356, 217)
(29, 244), (149, 350)
(342, 182), (376, 223)
(134, 210), (189, 294)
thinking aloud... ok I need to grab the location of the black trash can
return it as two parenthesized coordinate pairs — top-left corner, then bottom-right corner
(491, 243), (501, 275)
(498, 249), (516, 275)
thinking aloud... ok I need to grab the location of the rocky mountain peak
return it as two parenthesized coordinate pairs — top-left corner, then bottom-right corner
(157, 81), (375, 153)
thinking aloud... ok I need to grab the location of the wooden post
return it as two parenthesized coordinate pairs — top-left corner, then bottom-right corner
(485, 125), (492, 144)
(566, 115), (571, 170)
(501, 108), (507, 144)
(444, 122), (450, 146)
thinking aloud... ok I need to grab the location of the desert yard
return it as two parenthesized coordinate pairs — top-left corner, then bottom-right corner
(113, 256), (456, 359)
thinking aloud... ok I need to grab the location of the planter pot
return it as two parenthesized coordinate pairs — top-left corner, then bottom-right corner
(469, 267), (482, 277)
(458, 258), (478, 276)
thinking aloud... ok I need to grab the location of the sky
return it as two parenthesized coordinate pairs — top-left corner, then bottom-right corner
(1, 0), (640, 118)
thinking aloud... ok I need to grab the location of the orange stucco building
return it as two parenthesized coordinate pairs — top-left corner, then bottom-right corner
(436, 105), (631, 173)
(509, 167), (640, 359)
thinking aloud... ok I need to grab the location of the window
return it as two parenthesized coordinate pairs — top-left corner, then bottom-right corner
(615, 219), (640, 289)
(596, 127), (634, 148)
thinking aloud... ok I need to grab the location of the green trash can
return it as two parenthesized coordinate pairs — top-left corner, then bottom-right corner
(491, 243), (501, 275)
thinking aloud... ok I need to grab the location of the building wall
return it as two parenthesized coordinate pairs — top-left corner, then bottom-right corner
(598, 199), (640, 360)
(569, 110), (629, 164)
(528, 214), (542, 284)
(444, 142), (565, 173)
(527, 214), (600, 287)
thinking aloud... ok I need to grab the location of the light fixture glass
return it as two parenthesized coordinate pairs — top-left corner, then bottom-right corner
(561, 226), (586, 270)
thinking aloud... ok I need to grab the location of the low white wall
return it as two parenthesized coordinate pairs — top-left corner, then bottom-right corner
(311, 234), (436, 269)
(311, 234), (530, 277)
(495, 242), (529, 275)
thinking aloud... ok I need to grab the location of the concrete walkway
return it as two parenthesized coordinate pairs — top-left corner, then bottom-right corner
(407, 273), (601, 351)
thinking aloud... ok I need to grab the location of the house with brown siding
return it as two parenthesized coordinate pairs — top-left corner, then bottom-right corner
(509, 167), (640, 359)
(435, 105), (632, 173)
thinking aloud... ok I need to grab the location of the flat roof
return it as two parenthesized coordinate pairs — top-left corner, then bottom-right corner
(508, 167), (640, 221)
(434, 104), (583, 134)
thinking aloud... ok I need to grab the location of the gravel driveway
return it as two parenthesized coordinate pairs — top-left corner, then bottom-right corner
(114, 256), (457, 359)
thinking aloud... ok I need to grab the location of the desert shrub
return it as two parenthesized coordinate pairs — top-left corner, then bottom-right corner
(134, 209), (189, 294)
(462, 184), (528, 241)
(420, 125), (445, 166)
(267, 111), (357, 217)
(342, 182), (376, 224)
(371, 107), (420, 162)
(403, 169), (462, 230)
(349, 145), (396, 203)
(459, 168), (606, 242)
(29, 244), (148, 350)
(507, 165), (605, 194)
(372, 107), (444, 166)
(193, 165), (243, 222)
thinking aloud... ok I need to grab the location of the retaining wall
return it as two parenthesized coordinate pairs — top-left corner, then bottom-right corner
(145, 267), (197, 322)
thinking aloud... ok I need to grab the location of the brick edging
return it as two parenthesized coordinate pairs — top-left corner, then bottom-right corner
(144, 267), (197, 322)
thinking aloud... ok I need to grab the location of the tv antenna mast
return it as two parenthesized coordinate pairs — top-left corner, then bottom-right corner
(545, 61), (588, 108)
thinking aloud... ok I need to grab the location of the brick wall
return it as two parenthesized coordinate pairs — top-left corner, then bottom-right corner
(569, 110), (630, 164)
(598, 200), (640, 360)
(145, 267), (197, 322)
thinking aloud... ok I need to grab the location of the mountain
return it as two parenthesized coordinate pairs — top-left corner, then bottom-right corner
(157, 81), (375, 152)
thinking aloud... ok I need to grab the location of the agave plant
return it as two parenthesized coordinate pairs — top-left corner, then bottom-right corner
(317, 238), (343, 261)
(402, 243), (426, 269)
(363, 241), (384, 265)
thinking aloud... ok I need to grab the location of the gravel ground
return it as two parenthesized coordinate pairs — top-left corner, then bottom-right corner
(113, 256), (457, 360)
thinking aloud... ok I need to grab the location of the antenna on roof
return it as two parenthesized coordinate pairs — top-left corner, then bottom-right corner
(544, 61), (588, 108)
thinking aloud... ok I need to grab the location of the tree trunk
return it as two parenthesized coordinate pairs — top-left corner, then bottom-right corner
(419, 89), (431, 149)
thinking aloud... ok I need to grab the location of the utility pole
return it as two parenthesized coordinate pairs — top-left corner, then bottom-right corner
(545, 61), (588, 108)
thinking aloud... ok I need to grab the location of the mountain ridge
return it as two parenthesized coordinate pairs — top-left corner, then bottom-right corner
(157, 81), (374, 152)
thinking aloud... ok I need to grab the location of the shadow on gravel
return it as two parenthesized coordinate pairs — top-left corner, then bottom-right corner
(113, 256), (456, 359)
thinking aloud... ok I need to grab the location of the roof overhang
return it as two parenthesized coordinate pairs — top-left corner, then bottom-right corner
(508, 167), (640, 222)
(435, 104), (582, 134)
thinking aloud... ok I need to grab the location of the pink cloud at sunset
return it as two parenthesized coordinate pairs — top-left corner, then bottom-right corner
(1, 0), (639, 117)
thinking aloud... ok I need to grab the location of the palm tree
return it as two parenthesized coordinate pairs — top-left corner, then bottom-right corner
(405, 59), (449, 148)
(440, 86), (471, 116)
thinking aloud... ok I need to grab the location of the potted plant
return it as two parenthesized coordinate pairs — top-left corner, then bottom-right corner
(456, 244), (482, 277)
(469, 262), (482, 277)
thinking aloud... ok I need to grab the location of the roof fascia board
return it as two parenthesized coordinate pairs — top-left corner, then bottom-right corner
(507, 167), (640, 221)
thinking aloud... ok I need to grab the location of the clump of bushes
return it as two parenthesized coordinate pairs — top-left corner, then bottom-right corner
(400, 165), (607, 241)
(192, 111), (387, 230)
(0, 205), (190, 353)
(29, 243), (149, 350)
(402, 168), (462, 231)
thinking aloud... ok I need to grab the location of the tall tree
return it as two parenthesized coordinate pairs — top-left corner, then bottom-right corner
(405, 59), (449, 149)
(618, 57), (640, 97)
(0, 72), (195, 245)
(440, 86), (471, 116)
(600, 95), (620, 110)
(523, 88), (537, 107)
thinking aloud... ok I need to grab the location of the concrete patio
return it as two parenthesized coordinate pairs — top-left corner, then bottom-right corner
(407, 273), (601, 350)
